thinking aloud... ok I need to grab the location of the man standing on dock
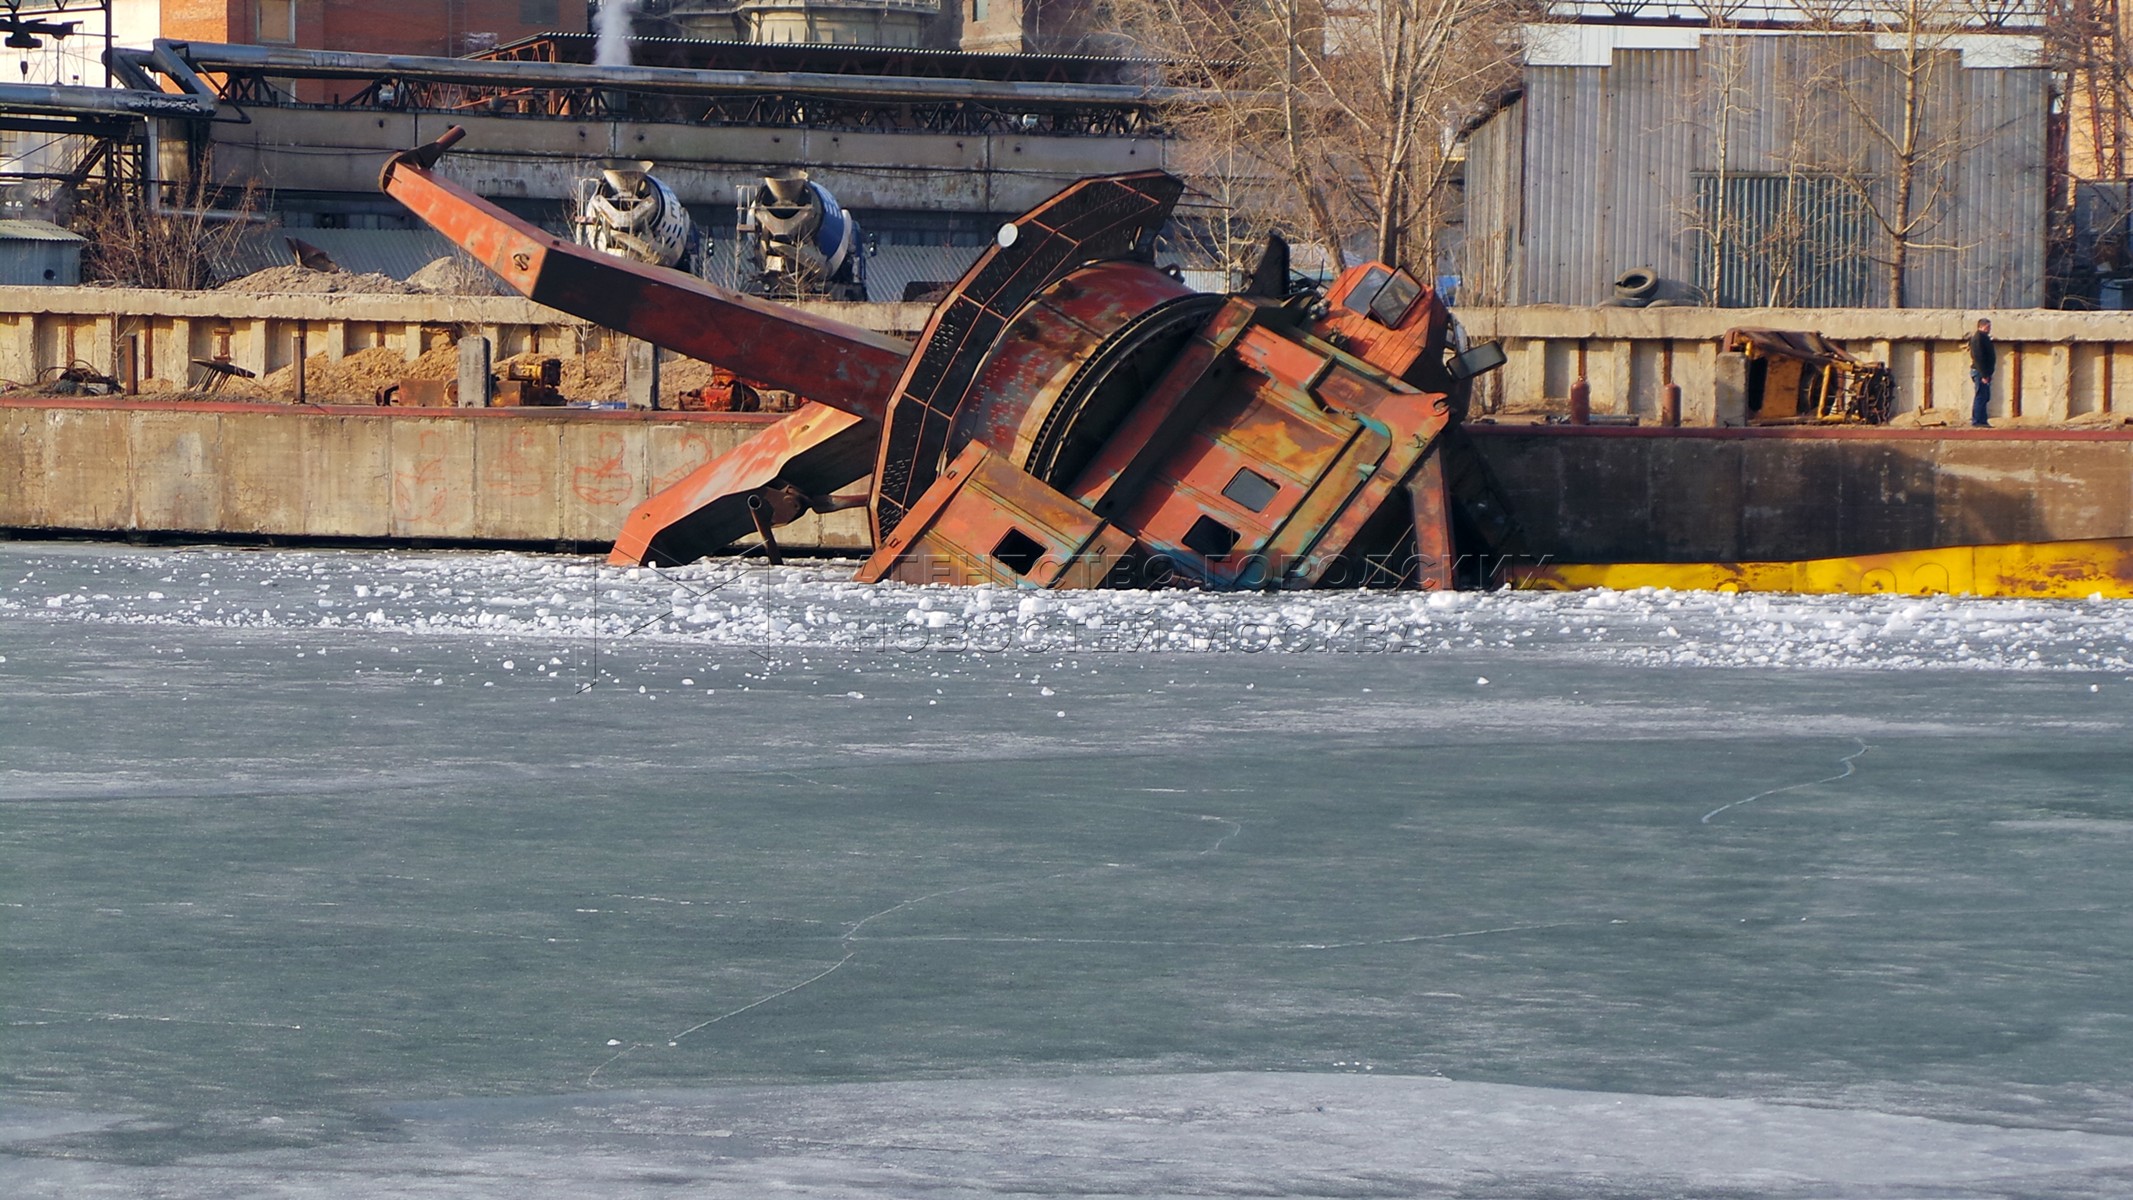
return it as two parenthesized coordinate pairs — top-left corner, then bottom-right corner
(1969, 318), (1996, 427)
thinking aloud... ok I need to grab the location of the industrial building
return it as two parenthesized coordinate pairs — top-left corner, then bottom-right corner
(1461, 23), (2050, 309)
(0, 0), (1179, 295)
(111, 0), (590, 59)
(612, 0), (1106, 54)
(0, 216), (82, 283)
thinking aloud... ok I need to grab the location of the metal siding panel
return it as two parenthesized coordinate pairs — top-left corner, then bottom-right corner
(1489, 34), (2046, 310)
(1606, 50), (1699, 298)
(1907, 51), (1966, 309)
(1520, 68), (1580, 303)
(216, 228), (462, 283)
(1459, 98), (1522, 306)
(0, 242), (76, 286)
(1530, 67), (1609, 305)
(1951, 67), (2047, 308)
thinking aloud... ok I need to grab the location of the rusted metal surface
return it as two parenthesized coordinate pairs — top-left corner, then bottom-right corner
(387, 133), (1500, 590)
(1407, 455), (1456, 592)
(606, 404), (873, 569)
(870, 171), (1187, 545)
(859, 444), (1134, 588)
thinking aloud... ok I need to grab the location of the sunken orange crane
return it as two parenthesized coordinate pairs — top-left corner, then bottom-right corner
(381, 127), (1515, 589)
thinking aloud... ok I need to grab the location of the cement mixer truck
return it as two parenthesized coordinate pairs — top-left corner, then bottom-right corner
(737, 171), (868, 303)
(571, 160), (700, 272)
(573, 162), (867, 302)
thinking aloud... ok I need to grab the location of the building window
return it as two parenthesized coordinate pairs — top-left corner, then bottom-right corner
(1694, 174), (1874, 308)
(256, 0), (296, 45)
(521, 0), (560, 22)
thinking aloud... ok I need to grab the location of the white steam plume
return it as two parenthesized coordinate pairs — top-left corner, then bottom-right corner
(595, 0), (634, 68)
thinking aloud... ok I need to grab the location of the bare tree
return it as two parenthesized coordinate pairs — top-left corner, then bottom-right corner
(1795, 1), (1984, 306)
(1104, 0), (1536, 276)
(77, 162), (263, 291)
(1665, 10), (1759, 305)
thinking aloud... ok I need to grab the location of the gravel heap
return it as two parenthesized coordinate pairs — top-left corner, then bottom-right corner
(217, 265), (422, 295)
(408, 256), (506, 296)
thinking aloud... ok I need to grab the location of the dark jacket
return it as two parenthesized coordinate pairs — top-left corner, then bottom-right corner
(1969, 330), (1996, 377)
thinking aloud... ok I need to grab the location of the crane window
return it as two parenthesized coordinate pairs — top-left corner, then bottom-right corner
(1222, 467), (1279, 513)
(992, 529), (1045, 576)
(1183, 515), (1240, 559)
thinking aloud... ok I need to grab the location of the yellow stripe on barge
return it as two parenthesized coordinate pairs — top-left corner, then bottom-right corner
(1511, 539), (2133, 600)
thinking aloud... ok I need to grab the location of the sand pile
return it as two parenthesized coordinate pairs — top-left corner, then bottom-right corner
(108, 339), (793, 407)
(218, 265), (422, 295)
(534, 346), (796, 407)
(2063, 409), (2132, 429)
(409, 256), (506, 296)
(256, 343), (465, 402)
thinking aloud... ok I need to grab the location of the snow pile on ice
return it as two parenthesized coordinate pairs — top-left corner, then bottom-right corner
(5, 545), (2132, 672)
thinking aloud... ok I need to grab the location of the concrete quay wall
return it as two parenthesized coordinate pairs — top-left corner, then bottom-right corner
(8, 398), (2132, 571)
(1457, 306), (2133, 425)
(0, 398), (871, 551)
(1467, 425), (2133, 565)
(0, 286), (929, 388)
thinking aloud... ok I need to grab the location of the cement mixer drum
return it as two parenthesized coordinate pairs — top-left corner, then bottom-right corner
(573, 159), (696, 270)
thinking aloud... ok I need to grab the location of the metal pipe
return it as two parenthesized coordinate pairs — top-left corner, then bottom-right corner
(143, 119), (263, 223)
(746, 494), (784, 566)
(0, 78), (212, 119)
(1569, 339), (1590, 425)
(161, 39), (1204, 108)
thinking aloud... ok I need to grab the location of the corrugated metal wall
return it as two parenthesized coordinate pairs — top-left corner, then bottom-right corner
(0, 241), (80, 287)
(1462, 97), (1525, 306)
(1462, 33), (2047, 309)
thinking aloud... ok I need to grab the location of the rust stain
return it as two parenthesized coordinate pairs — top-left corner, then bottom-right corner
(482, 427), (549, 499)
(650, 432), (715, 495)
(571, 431), (635, 508)
(392, 429), (449, 525)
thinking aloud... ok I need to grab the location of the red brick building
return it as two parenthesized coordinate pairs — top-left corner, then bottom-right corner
(137, 1), (587, 59)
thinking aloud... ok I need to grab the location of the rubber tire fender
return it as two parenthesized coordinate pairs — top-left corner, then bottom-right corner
(1613, 267), (1660, 301)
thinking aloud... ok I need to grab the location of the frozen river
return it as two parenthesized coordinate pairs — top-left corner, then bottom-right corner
(4, 542), (2133, 1197)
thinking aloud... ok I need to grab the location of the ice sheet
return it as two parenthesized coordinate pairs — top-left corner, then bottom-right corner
(13, 1073), (2133, 1198)
(4, 543), (2131, 672)
(5, 543), (2133, 1196)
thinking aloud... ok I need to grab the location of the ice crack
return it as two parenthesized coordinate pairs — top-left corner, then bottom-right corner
(1701, 738), (1872, 825)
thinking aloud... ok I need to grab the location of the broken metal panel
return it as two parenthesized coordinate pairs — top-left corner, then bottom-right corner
(870, 170), (1185, 543)
(858, 444), (1133, 588)
(608, 403), (873, 568)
